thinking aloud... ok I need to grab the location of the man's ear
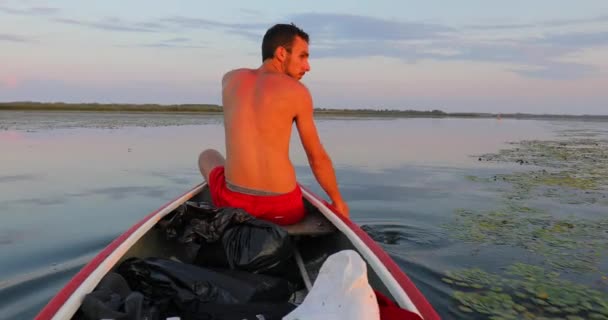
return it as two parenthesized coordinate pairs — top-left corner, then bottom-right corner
(275, 46), (287, 62)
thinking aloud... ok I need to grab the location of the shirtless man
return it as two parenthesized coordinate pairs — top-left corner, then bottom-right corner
(198, 23), (349, 225)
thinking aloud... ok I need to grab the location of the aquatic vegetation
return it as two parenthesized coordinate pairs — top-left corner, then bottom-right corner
(450, 128), (608, 318)
(443, 263), (608, 319)
(557, 128), (608, 138)
(475, 137), (608, 204)
(445, 202), (608, 272)
(489, 170), (605, 204)
(478, 138), (608, 170)
(450, 129), (608, 316)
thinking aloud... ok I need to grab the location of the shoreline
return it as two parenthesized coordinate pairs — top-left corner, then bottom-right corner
(2, 102), (607, 121)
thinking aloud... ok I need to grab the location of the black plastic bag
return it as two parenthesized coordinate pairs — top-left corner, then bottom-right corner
(116, 257), (294, 320)
(76, 272), (158, 320)
(162, 201), (294, 274)
(179, 301), (296, 320)
(117, 257), (292, 303)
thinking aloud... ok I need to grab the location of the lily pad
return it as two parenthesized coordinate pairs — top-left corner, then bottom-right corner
(474, 137), (608, 204)
(443, 264), (608, 318)
(444, 204), (608, 272)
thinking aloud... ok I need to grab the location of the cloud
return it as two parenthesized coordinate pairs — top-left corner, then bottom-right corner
(408, 39), (601, 79)
(545, 14), (608, 27)
(427, 40), (568, 63)
(136, 42), (206, 49)
(239, 8), (265, 17)
(510, 62), (597, 79)
(5, 7), (605, 81)
(0, 5), (59, 16)
(536, 31), (608, 48)
(0, 75), (21, 89)
(137, 21), (166, 29)
(465, 14), (608, 30)
(0, 33), (30, 43)
(465, 22), (538, 30)
(253, 13), (604, 80)
(159, 16), (267, 32)
(288, 13), (454, 41)
(226, 28), (263, 42)
(310, 39), (422, 60)
(164, 37), (190, 43)
(123, 36), (206, 49)
(54, 17), (159, 33)
(50, 14), (266, 35)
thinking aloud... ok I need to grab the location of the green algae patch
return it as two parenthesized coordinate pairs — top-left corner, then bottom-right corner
(449, 127), (608, 319)
(478, 139), (608, 171)
(474, 137), (608, 204)
(444, 264), (608, 319)
(540, 174), (597, 189)
(444, 202), (608, 272)
(490, 170), (606, 204)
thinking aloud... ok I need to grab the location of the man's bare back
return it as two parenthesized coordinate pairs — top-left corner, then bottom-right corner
(198, 23), (349, 217)
(222, 69), (303, 193)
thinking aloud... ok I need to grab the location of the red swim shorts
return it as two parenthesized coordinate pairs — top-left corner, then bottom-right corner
(207, 166), (306, 225)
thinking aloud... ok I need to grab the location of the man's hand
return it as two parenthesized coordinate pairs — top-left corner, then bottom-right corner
(331, 200), (350, 219)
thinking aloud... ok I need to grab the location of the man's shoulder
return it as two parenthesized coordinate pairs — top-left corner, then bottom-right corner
(223, 67), (253, 76)
(274, 76), (310, 96)
(291, 81), (312, 102)
(278, 80), (312, 114)
(222, 68), (254, 86)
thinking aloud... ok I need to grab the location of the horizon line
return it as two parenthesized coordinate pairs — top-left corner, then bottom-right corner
(1, 101), (607, 117)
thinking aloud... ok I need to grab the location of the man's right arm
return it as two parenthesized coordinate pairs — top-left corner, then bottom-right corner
(294, 85), (349, 217)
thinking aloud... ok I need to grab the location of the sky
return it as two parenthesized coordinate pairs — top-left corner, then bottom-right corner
(1, 0), (607, 115)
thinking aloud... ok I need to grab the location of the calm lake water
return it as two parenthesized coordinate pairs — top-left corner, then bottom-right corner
(0, 111), (606, 319)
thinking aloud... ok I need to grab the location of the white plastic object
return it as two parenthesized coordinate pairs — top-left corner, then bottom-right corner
(283, 250), (380, 320)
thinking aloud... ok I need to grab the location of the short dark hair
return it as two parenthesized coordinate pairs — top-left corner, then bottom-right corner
(261, 23), (309, 61)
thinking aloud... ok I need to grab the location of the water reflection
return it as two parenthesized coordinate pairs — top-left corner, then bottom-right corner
(306, 118), (557, 169)
(1, 112), (605, 319)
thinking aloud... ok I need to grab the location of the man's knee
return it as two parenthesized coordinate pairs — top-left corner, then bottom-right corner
(198, 149), (225, 178)
(199, 149), (224, 164)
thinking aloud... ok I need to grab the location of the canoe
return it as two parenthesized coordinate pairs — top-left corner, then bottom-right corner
(35, 183), (440, 320)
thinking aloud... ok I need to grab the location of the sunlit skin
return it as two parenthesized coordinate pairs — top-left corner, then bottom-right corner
(281, 36), (311, 80)
(208, 35), (349, 217)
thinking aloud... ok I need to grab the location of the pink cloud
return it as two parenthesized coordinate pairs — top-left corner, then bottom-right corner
(0, 75), (20, 89)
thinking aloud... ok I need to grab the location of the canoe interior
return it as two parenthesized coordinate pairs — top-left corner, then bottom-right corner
(71, 186), (393, 318)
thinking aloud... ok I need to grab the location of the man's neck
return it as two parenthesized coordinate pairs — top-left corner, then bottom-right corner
(259, 59), (284, 74)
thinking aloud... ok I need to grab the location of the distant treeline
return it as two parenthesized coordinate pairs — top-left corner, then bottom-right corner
(314, 108), (496, 118)
(313, 108), (608, 120)
(1, 102), (607, 120)
(313, 108), (449, 117)
(0, 102), (222, 113)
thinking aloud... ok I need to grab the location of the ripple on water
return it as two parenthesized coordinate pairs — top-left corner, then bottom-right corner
(361, 224), (449, 248)
(0, 253), (93, 319)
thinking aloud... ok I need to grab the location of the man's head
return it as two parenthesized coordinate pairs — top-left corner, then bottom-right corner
(262, 23), (310, 80)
